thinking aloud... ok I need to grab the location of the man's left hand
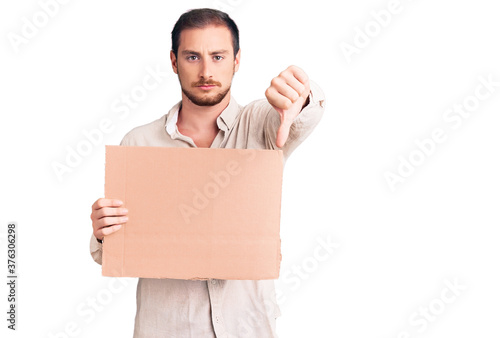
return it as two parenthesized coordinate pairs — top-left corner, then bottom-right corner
(265, 65), (311, 148)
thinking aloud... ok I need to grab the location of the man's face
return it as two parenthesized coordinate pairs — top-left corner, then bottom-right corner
(171, 25), (240, 107)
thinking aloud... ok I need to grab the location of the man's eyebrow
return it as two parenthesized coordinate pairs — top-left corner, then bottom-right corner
(181, 50), (230, 55)
(209, 50), (229, 55)
(181, 50), (200, 56)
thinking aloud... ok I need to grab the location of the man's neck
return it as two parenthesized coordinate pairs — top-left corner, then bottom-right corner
(177, 91), (231, 147)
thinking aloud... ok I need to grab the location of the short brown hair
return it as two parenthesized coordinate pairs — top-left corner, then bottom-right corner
(171, 8), (240, 58)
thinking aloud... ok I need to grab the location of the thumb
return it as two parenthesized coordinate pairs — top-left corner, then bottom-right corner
(275, 81), (310, 148)
(276, 113), (291, 148)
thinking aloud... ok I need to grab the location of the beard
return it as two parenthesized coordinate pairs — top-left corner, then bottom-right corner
(181, 82), (231, 106)
(178, 67), (235, 107)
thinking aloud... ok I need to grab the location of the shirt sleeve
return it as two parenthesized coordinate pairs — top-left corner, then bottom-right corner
(263, 80), (326, 160)
(90, 233), (103, 265)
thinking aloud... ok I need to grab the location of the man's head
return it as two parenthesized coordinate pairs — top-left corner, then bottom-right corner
(171, 8), (240, 59)
(170, 8), (241, 107)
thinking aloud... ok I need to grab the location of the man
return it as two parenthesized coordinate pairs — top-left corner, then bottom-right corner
(90, 8), (325, 338)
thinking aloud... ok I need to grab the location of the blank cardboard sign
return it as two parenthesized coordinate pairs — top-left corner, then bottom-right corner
(102, 146), (283, 280)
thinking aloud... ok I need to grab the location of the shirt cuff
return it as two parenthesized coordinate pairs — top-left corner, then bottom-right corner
(287, 80), (325, 133)
(302, 80), (325, 112)
(90, 233), (103, 265)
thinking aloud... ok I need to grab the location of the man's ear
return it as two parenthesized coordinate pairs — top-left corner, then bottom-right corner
(234, 49), (241, 73)
(170, 50), (178, 74)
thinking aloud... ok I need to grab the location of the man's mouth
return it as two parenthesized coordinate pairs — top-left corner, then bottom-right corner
(192, 80), (222, 90)
(197, 85), (216, 90)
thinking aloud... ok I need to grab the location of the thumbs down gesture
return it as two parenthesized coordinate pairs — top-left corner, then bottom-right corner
(265, 65), (311, 148)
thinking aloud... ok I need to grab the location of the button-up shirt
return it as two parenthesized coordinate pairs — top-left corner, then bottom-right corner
(90, 81), (325, 337)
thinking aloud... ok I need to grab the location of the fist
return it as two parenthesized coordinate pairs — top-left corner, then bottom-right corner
(265, 65), (311, 147)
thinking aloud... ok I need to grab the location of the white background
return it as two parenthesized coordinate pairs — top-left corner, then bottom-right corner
(1, 0), (499, 337)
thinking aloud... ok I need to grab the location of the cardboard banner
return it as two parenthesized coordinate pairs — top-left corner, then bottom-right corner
(102, 146), (283, 280)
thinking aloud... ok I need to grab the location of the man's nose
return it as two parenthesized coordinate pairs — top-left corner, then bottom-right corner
(199, 57), (213, 79)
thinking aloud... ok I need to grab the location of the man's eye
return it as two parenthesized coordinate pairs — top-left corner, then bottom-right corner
(187, 56), (199, 61)
(214, 56), (223, 61)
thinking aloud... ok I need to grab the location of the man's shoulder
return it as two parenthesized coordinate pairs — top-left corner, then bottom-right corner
(239, 98), (273, 119)
(242, 98), (272, 111)
(120, 114), (168, 146)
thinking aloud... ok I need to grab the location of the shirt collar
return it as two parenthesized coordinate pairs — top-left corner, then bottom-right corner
(165, 96), (240, 137)
(165, 101), (181, 136)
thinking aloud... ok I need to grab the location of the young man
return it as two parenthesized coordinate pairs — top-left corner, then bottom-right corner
(90, 8), (325, 338)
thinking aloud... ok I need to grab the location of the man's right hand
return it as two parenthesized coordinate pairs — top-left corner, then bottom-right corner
(91, 198), (128, 242)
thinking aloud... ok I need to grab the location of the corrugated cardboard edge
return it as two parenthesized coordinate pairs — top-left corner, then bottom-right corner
(102, 146), (127, 277)
(275, 150), (284, 279)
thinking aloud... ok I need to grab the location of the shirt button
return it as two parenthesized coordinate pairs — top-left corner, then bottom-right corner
(211, 279), (217, 285)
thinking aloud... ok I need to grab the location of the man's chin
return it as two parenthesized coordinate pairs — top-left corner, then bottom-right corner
(182, 88), (230, 107)
(191, 97), (223, 106)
